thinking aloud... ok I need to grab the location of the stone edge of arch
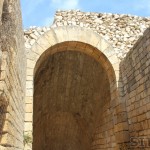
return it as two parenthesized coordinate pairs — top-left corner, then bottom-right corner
(26, 26), (120, 82)
(24, 26), (123, 148)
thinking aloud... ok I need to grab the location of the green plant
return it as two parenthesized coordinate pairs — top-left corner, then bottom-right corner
(23, 133), (32, 147)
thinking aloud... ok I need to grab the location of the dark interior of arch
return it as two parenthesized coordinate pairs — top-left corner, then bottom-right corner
(33, 50), (112, 150)
(0, 97), (8, 142)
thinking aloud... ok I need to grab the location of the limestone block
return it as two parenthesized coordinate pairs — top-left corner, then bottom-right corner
(26, 81), (33, 89)
(44, 29), (58, 46)
(26, 68), (33, 76)
(26, 50), (39, 61)
(26, 89), (33, 97)
(31, 42), (44, 56)
(25, 113), (33, 122)
(25, 104), (33, 113)
(66, 26), (81, 41)
(27, 59), (36, 69)
(53, 26), (69, 43)
(25, 96), (33, 104)
(107, 55), (119, 65)
(26, 75), (33, 81)
(24, 123), (33, 131)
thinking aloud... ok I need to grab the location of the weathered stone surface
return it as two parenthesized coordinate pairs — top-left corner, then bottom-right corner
(24, 10), (150, 59)
(1, 4), (150, 149)
(0, 0), (26, 149)
(120, 28), (150, 149)
(23, 26), (124, 150)
(0, 0), (4, 24)
(33, 51), (113, 150)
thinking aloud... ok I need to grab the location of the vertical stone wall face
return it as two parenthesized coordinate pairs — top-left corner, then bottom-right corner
(120, 28), (150, 149)
(0, 0), (26, 149)
(92, 101), (116, 149)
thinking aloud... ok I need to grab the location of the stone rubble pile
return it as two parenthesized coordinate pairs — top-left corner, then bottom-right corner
(24, 10), (150, 59)
(24, 26), (51, 48)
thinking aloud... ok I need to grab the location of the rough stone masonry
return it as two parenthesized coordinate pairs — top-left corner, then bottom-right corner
(25, 10), (150, 59)
(1, 1), (150, 149)
(0, 0), (26, 150)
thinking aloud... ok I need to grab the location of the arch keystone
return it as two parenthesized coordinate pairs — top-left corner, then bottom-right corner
(36, 34), (51, 50)
(53, 26), (69, 43)
(44, 28), (58, 46)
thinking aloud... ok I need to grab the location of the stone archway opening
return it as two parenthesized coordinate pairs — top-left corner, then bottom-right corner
(33, 41), (115, 150)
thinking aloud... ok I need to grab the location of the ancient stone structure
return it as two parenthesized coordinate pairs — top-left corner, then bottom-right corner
(0, 0), (26, 150)
(1, 1), (150, 149)
(23, 10), (150, 149)
(24, 10), (150, 59)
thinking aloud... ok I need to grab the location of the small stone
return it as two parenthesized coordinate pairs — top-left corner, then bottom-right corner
(25, 43), (31, 49)
(29, 34), (37, 40)
(30, 39), (35, 45)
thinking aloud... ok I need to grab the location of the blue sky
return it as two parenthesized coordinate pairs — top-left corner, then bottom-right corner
(21, 0), (150, 29)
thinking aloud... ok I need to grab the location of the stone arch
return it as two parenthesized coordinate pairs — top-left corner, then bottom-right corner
(30, 26), (119, 80)
(25, 26), (126, 150)
(26, 26), (120, 93)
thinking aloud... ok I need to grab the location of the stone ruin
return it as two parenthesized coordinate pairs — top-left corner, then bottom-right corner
(25, 10), (150, 59)
(1, 1), (150, 150)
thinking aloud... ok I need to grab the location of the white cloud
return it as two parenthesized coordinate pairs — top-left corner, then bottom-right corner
(51, 0), (80, 9)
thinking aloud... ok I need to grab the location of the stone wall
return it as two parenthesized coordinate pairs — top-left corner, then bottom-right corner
(23, 12), (150, 149)
(1, 2), (150, 149)
(120, 28), (150, 149)
(0, 0), (26, 149)
(53, 10), (150, 59)
(24, 10), (150, 59)
(8, 8), (150, 149)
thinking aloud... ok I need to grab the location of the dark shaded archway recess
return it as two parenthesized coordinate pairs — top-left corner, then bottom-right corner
(33, 42), (116, 150)
(0, 99), (7, 143)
